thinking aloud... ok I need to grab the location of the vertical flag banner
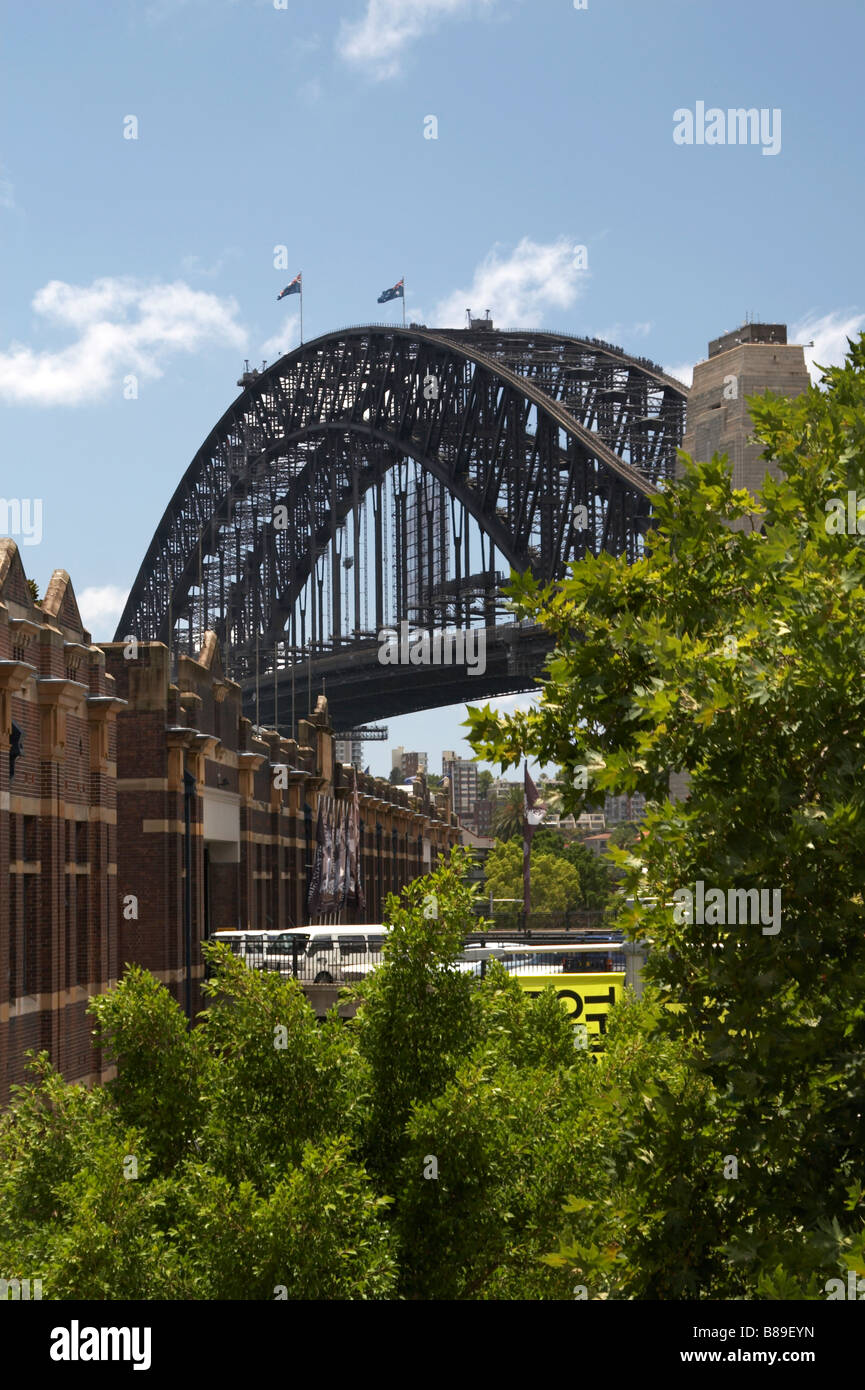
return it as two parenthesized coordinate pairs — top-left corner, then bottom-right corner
(307, 801), (326, 914)
(322, 796), (338, 906)
(523, 762), (545, 916)
(277, 272), (303, 343)
(333, 804), (349, 908)
(349, 779), (366, 910)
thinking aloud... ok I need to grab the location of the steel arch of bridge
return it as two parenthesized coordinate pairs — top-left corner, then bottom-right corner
(116, 324), (688, 698)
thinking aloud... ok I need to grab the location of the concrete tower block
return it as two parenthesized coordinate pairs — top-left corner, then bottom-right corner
(680, 323), (810, 496)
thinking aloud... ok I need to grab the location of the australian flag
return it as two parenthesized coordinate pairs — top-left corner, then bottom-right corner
(277, 273), (302, 300)
(377, 278), (404, 304)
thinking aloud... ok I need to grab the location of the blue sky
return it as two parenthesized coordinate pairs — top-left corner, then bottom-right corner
(2, 0), (863, 776)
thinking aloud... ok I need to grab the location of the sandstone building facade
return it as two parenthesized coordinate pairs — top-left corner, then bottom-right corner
(681, 321), (811, 493)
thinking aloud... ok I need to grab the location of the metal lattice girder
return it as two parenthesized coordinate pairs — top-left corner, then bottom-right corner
(116, 325), (688, 685)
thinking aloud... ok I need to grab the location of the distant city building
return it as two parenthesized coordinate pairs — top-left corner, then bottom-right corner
(576, 812), (606, 835)
(335, 737), (364, 770)
(474, 797), (495, 836)
(492, 776), (520, 795)
(603, 793), (646, 825)
(583, 832), (612, 858)
(443, 750), (479, 822)
(391, 746), (428, 778)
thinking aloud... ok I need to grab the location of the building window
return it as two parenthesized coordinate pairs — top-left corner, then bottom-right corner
(23, 816), (38, 862)
(23, 875), (38, 996)
(9, 721), (23, 780)
(77, 876), (89, 986)
(65, 871), (74, 989)
(8, 872), (19, 1002)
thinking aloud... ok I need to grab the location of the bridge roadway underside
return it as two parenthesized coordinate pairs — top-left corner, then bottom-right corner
(243, 624), (554, 732)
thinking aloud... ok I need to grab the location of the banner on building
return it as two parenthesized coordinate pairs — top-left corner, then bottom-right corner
(308, 791), (366, 915)
(348, 781), (365, 911)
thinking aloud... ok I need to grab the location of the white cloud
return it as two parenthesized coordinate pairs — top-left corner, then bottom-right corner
(664, 361), (694, 387)
(790, 309), (865, 383)
(433, 237), (590, 329)
(596, 320), (653, 345)
(0, 277), (247, 406)
(485, 692), (536, 714)
(258, 323), (299, 362)
(180, 248), (240, 279)
(338, 0), (501, 79)
(78, 585), (129, 641)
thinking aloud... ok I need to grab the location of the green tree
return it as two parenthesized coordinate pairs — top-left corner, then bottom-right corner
(607, 820), (641, 850)
(492, 784), (523, 839)
(0, 849), (608, 1301)
(466, 334), (865, 1297)
(528, 828), (614, 909)
(349, 850), (483, 1191)
(484, 838), (581, 916)
(89, 964), (203, 1176)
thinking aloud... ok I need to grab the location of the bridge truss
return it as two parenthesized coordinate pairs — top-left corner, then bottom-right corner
(116, 324), (687, 727)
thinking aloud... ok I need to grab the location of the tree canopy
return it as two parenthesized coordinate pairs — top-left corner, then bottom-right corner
(484, 838), (581, 915)
(466, 335), (865, 1296)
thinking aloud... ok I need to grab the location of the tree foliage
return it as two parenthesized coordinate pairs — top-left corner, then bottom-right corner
(0, 850), (599, 1301)
(484, 838), (581, 915)
(466, 336), (865, 1296)
(492, 784), (524, 839)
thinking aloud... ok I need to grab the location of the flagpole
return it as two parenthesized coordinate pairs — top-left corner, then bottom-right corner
(402, 274), (405, 328)
(300, 277), (303, 346)
(523, 760), (531, 921)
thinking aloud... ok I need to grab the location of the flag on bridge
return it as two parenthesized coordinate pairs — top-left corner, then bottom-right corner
(377, 278), (404, 304)
(277, 273), (302, 300)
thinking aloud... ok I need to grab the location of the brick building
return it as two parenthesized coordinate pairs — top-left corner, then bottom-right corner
(1, 543), (458, 1104)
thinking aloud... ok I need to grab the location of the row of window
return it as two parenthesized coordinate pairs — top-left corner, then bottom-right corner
(7, 816), (91, 863)
(5, 808), (95, 1000)
(6, 869), (92, 1001)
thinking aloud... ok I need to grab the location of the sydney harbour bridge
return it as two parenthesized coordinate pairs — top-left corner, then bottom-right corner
(115, 322), (688, 731)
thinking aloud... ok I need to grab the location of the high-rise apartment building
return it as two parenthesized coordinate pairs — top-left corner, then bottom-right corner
(391, 746), (428, 778)
(334, 737), (364, 770)
(604, 793), (646, 825)
(442, 750), (479, 821)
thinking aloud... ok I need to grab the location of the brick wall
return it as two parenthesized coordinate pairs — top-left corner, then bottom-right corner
(1, 545), (459, 1103)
